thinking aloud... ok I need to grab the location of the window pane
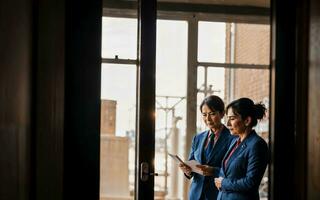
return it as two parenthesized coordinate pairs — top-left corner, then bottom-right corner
(207, 67), (225, 98)
(196, 67), (225, 132)
(156, 20), (188, 97)
(197, 66), (205, 89)
(198, 22), (226, 63)
(198, 22), (270, 66)
(155, 19), (188, 200)
(100, 64), (136, 199)
(101, 17), (137, 59)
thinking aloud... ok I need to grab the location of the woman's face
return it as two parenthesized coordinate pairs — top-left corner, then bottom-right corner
(226, 108), (247, 135)
(201, 104), (224, 131)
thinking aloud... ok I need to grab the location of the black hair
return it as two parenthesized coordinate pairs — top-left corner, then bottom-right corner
(199, 95), (225, 113)
(226, 97), (266, 127)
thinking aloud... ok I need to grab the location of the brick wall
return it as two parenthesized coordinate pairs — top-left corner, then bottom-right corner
(234, 24), (270, 103)
(225, 23), (270, 104)
(100, 100), (117, 135)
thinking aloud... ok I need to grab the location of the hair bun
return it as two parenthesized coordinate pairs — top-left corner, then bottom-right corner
(254, 102), (267, 120)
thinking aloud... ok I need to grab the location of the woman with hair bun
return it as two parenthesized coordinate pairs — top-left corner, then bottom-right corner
(214, 97), (269, 200)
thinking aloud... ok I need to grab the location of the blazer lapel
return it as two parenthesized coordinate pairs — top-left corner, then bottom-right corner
(221, 138), (236, 173)
(225, 141), (247, 171)
(198, 130), (209, 164)
(213, 126), (227, 149)
(206, 126), (227, 163)
(225, 131), (256, 171)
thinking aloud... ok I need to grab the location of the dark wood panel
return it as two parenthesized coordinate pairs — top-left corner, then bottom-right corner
(0, 0), (33, 199)
(35, 0), (65, 199)
(63, 0), (102, 199)
(294, 0), (310, 199)
(271, 0), (320, 199)
(270, 0), (296, 199)
(35, 0), (102, 199)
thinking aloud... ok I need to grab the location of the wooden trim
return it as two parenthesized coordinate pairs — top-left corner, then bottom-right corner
(198, 62), (270, 69)
(135, 0), (157, 199)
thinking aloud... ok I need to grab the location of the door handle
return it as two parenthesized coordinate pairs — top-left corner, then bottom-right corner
(140, 162), (158, 181)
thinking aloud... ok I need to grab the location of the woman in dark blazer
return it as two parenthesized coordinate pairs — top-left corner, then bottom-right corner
(214, 97), (269, 200)
(179, 95), (233, 200)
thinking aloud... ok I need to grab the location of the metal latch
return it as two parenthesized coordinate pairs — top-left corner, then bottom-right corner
(140, 162), (158, 181)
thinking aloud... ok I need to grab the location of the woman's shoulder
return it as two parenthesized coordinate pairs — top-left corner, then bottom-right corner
(196, 130), (208, 137)
(220, 126), (234, 139)
(252, 130), (267, 142)
(249, 131), (268, 149)
(192, 130), (207, 145)
(193, 130), (207, 140)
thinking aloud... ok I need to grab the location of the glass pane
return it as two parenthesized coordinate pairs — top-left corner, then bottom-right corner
(197, 67), (226, 132)
(198, 22), (270, 66)
(100, 63), (137, 200)
(197, 66), (205, 90)
(196, 92), (206, 132)
(207, 68), (225, 99)
(101, 17), (138, 59)
(198, 22), (226, 63)
(155, 19), (188, 200)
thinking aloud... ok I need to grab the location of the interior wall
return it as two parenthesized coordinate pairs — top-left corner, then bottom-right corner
(308, 0), (320, 198)
(271, 0), (320, 199)
(1, 0), (101, 199)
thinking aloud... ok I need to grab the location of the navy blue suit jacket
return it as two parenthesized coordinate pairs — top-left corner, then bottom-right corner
(188, 126), (233, 200)
(217, 130), (269, 200)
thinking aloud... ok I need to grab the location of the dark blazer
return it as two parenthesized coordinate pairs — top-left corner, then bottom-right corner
(217, 130), (269, 200)
(188, 126), (233, 200)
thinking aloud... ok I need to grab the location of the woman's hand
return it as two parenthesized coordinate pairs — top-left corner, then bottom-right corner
(214, 177), (223, 190)
(196, 164), (215, 176)
(179, 163), (192, 177)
